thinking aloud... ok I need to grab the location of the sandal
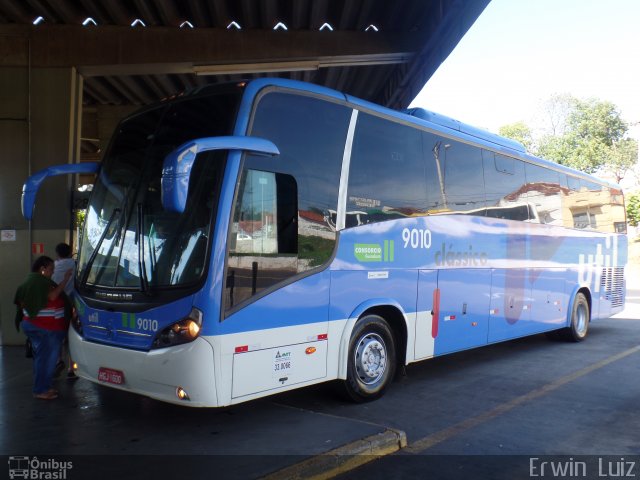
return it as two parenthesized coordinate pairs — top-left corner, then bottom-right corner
(34, 391), (58, 400)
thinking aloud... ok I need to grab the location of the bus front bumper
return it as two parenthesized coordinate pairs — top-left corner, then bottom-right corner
(68, 328), (218, 407)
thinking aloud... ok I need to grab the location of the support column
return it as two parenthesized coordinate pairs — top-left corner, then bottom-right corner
(0, 64), (82, 345)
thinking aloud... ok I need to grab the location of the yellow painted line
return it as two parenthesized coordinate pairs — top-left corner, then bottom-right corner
(406, 344), (640, 454)
(261, 429), (407, 480)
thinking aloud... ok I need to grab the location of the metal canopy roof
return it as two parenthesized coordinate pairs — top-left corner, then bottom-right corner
(0, 0), (490, 110)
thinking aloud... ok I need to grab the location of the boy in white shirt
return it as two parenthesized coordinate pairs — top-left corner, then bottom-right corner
(52, 242), (77, 379)
(52, 243), (75, 296)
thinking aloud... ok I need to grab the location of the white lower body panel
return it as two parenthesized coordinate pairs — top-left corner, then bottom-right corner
(69, 328), (218, 407)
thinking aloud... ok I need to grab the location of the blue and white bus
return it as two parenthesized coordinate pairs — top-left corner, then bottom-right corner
(22, 78), (627, 407)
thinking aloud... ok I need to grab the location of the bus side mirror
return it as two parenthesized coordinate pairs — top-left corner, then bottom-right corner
(22, 162), (100, 220)
(161, 136), (280, 214)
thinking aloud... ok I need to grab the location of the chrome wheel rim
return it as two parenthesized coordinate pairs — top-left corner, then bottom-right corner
(575, 302), (588, 336)
(354, 333), (387, 385)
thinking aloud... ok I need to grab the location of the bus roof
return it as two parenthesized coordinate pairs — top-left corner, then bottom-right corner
(403, 107), (527, 154)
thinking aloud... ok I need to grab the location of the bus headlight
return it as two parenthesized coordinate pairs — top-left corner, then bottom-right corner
(152, 308), (203, 349)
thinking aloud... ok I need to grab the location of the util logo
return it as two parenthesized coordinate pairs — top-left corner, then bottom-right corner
(578, 235), (618, 293)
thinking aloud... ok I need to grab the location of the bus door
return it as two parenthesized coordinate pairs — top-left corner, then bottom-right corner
(416, 269), (491, 358)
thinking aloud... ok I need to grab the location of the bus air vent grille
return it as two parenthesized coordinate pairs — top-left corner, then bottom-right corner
(601, 267), (625, 308)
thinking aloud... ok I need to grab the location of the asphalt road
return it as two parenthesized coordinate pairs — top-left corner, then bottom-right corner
(334, 271), (640, 479)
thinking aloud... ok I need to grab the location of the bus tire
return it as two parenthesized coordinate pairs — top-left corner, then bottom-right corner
(561, 292), (590, 342)
(343, 314), (396, 402)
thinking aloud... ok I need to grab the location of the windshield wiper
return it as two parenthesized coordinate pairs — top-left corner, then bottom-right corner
(136, 202), (151, 295)
(79, 208), (121, 287)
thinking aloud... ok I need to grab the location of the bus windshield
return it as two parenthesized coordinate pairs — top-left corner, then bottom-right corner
(77, 90), (240, 290)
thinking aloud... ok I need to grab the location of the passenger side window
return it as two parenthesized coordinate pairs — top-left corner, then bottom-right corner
(563, 175), (584, 229)
(565, 177), (608, 231)
(581, 180), (607, 232)
(229, 170), (295, 256)
(226, 169), (298, 310)
(524, 163), (563, 225)
(569, 180), (589, 229)
(610, 188), (627, 233)
(225, 91), (350, 312)
(482, 152), (528, 221)
(346, 113), (426, 226)
(424, 136), (485, 215)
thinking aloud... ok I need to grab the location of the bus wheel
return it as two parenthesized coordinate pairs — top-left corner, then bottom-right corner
(562, 292), (590, 342)
(344, 314), (396, 402)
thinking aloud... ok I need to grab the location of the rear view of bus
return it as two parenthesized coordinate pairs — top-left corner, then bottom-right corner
(22, 78), (627, 407)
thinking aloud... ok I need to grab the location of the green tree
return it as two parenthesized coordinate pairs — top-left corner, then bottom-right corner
(627, 193), (640, 227)
(537, 134), (573, 166)
(499, 122), (534, 151)
(531, 96), (637, 180)
(538, 98), (622, 172)
(569, 99), (627, 145)
(605, 138), (639, 184)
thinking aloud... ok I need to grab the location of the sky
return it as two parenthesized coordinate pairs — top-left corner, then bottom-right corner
(410, 0), (640, 139)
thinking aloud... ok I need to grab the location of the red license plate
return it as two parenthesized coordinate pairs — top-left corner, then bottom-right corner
(98, 367), (125, 385)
